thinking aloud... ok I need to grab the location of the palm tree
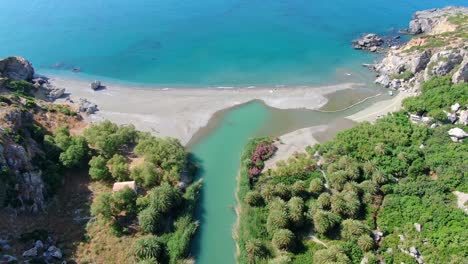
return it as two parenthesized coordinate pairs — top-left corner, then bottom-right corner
(312, 210), (341, 234)
(317, 193), (332, 210)
(274, 183), (291, 200)
(133, 235), (164, 261)
(372, 170), (387, 185)
(362, 160), (376, 178)
(374, 142), (387, 155)
(357, 235), (375, 252)
(272, 229), (295, 251)
(309, 178), (325, 194)
(267, 208), (290, 234)
(313, 246), (351, 264)
(149, 182), (182, 213)
(291, 181), (307, 197)
(288, 197), (305, 227)
(245, 239), (266, 263)
(261, 184), (276, 202)
(244, 190), (263, 206)
(341, 219), (371, 241)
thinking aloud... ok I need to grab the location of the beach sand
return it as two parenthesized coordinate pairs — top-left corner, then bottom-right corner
(51, 77), (364, 145)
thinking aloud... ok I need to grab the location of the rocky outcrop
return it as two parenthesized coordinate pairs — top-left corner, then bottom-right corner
(353, 34), (384, 52)
(407, 6), (468, 34)
(368, 7), (468, 92)
(424, 49), (463, 80)
(78, 98), (98, 114)
(0, 56), (34, 81)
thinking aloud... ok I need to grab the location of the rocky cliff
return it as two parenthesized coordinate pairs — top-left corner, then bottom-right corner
(371, 6), (468, 92)
(0, 58), (83, 213)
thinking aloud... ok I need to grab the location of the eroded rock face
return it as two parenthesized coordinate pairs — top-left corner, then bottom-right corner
(0, 56), (34, 81)
(425, 50), (463, 80)
(452, 59), (468, 84)
(407, 6), (468, 34)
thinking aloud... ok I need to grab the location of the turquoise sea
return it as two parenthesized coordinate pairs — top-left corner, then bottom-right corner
(2, 1), (466, 264)
(0, 0), (465, 86)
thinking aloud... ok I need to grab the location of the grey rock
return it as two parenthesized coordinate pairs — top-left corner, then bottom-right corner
(0, 56), (34, 81)
(451, 103), (461, 112)
(45, 246), (63, 259)
(446, 111), (458, 123)
(399, 234), (406, 241)
(414, 223), (422, 232)
(426, 50), (463, 79)
(410, 114), (422, 122)
(410, 50), (431, 73)
(35, 240), (44, 249)
(375, 75), (391, 87)
(22, 247), (38, 258)
(410, 246), (420, 256)
(1, 255), (18, 263)
(91, 80), (102, 90)
(452, 59), (468, 84)
(430, 123), (438, 129)
(458, 110), (468, 125)
(353, 34), (384, 51)
(78, 98), (98, 114)
(448, 127), (468, 139)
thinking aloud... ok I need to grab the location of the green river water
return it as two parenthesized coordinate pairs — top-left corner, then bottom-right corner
(189, 86), (392, 263)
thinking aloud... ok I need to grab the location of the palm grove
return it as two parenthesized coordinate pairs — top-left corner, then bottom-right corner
(236, 77), (467, 264)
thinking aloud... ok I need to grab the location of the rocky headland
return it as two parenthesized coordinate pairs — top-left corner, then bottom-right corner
(370, 6), (468, 92)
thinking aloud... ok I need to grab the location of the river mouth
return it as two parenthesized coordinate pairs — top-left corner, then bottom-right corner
(188, 83), (391, 263)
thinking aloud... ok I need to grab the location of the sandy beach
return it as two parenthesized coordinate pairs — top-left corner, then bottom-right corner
(51, 77), (365, 145)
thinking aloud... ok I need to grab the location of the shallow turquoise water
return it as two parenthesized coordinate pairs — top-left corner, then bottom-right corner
(1, 0), (464, 86)
(189, 102), (269, 263)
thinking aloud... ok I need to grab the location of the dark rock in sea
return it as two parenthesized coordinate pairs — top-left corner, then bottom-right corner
(72, 67), (81, 73)
(352, 34), (384, 52)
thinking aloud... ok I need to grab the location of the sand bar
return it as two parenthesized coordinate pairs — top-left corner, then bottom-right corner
(50, 76), (364, 145)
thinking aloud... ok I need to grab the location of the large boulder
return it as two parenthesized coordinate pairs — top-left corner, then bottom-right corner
(448, 127), (468, 142)
(78, 98), (98, 114)
(0, 56), (34, 81)
(458, 110), (468, 126)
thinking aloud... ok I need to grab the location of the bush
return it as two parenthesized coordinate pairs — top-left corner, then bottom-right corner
(59, 136), (88, 168)
(89, 155), (111, 181)
(107, 154), (130, 181)
(131, 162), (160, 188)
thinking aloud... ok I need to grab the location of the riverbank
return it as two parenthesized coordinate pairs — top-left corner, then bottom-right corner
(50, 76), (367, 145)
(263, 90), (412, 169)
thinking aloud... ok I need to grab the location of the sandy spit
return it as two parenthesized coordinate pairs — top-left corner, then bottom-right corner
(50, 76), (363, 145)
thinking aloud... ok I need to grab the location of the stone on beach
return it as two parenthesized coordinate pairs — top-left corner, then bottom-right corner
(78, 98), (98, 114)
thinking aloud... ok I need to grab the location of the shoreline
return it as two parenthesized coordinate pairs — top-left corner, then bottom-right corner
(50, 75), (368, 145)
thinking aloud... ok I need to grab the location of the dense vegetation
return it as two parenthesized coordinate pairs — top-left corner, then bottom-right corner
(85, 121), (201, 263)
(237, 77), (467, 263)
(0, 84), (200, 263)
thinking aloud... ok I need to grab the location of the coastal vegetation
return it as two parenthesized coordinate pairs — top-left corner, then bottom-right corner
(0, 79), (200, 263)
(236, 77), (468, 263)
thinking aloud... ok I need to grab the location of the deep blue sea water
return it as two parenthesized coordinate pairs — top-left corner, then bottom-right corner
(0, 0), (465, 86)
